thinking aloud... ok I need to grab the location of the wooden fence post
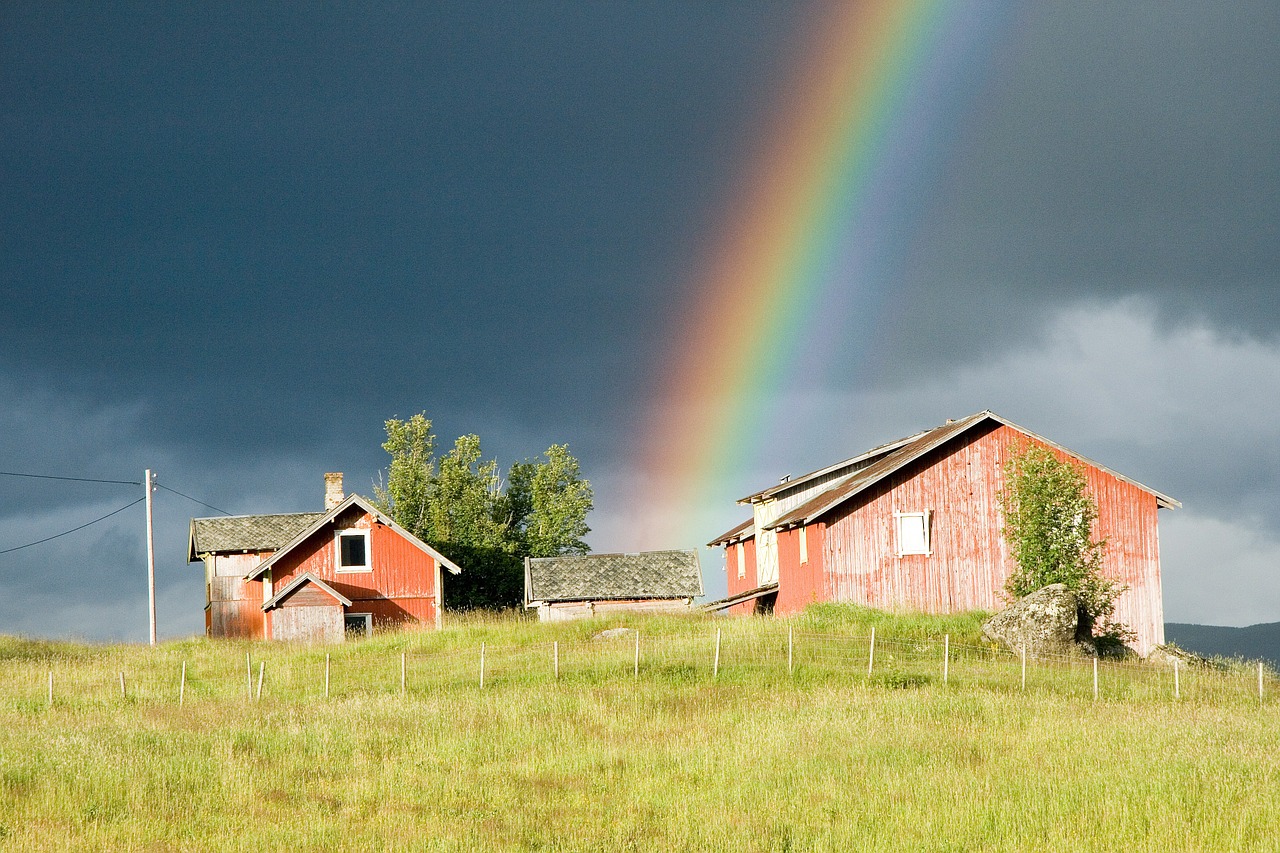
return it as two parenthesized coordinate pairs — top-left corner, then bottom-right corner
(633, 632), (640, 680)
(1173, 658), (1180, 700)
(47, 671), (53, 707)
(1259, 661), (1264, 701)
(119, 672), (126, 700)
(325, 653), (331, 699)
(401, 651), (406, 696)
(554, 641), (559, 681)
(480, 642), (486, 690)
(1093, 657), (1098, 701)
(713, 628), (721, 680)
(256, 661), (265, 702)
(868, 627), (876, 677)
(943, 634), (950, 685)
(1020, 646), (1026, 691)
(788, 625), (794, 677)
(180, 661), (187, 707)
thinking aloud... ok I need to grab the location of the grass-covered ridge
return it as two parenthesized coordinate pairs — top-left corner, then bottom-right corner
(2, 607), (1277, 851)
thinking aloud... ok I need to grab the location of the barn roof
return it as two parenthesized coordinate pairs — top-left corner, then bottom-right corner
(707, 517), (755, 547)
(766, 410), (1180, 531)
(525, 550), (704, 605)
(262, 571), (352, 611)
(244, 493), (462, 580)
(188, 512), (324, 561)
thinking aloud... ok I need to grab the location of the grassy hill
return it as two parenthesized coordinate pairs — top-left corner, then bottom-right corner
(1166, 621), (1280, 668)
(1, 607), (1277, 851)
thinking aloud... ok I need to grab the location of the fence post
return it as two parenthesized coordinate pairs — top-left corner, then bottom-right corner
(180, 661), (187, 707)
(1173, 659), (1180, 700)
(47, 671), (53, 707)
(480, 642), (486, 690)
(554, 641), (559, 681)
(119, 672), (126, 700)
(943, 634), (949, 685)
(325, 653), (331, 699)
(1020, 646), (1026, 691)
(788, 625), (794, 677)
(713, 628), (722, 680)
(634, 632), (640, 680)
(1259, 661), (1264, 701)
(256, 661), (265, 702)
(1093, 657), (1098, 701)
(868, 627), (876, 677)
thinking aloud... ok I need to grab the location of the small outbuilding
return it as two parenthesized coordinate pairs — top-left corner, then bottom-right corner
(524, 550), (704, 622)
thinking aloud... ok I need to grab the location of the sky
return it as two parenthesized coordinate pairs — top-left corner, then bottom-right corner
(2, 2), (1278, 641)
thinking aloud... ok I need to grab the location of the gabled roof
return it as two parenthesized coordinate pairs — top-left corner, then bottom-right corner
(243, 493), (463, 580)
(738, 430), (930, 505)
(708, 517), (755, 548)
(262, 571), (352, 611)
(767, 410), (1180, 531)
(525, 550), (704, 605)
(188, 512), (325, 562)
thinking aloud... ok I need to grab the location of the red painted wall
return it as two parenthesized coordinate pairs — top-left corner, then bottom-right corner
(723, 537), (759, 616)
(266, 506), (439, 633)
(775, 522), (825, 615)
(816, 422), (1165, 653)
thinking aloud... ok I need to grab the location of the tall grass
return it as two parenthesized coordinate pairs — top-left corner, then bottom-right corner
(1, 609), (1277, 851)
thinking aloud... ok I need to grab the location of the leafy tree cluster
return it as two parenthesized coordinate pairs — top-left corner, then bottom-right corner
(998, 444), (1132, 647)
(375, 413), (593, 609)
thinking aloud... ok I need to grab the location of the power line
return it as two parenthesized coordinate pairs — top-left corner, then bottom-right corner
(0, 471), (141, 486)
(154, 483), (231, 516)
(0, 497), (145, 556)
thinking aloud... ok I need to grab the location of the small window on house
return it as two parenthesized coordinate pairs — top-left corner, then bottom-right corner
(895, 511), (932, 556)
(335, 529), (371, 572)
(344, 612), (372, 638)
(736, 544), (746, 579)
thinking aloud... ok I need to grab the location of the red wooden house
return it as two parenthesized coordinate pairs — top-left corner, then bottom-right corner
(709, 412), (1179, 655)
(188, 473), (461, 641)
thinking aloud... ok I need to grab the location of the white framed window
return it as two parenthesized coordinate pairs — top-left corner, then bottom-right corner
(894, 511), (932, 556)
(799, 526), (808, 565)
(344, 612), (372, 638)
(736, 544), (746, 579)
(335, 529), (371, 573)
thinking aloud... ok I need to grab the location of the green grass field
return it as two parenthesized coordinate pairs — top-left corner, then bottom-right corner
(2, 607), (1277, 851)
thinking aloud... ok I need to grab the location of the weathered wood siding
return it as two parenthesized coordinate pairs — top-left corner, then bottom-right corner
(201, 551), (272, 638)
(812, 422), (1166, 654)
(272, 602), (343, 643)
(264, 506), (439, 634)
(722, 538), (759, 616)
(775, 523), (825, 614)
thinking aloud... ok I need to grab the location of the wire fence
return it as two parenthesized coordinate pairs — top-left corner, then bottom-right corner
(6, 625), (1276, 709)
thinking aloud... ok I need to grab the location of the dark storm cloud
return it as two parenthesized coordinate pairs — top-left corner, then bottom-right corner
(2, 3), (1278, 636)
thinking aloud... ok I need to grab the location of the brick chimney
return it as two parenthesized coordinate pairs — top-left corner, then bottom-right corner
(324, 472), (344, 509)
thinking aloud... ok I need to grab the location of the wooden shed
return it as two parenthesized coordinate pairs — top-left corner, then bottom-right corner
(710, 411), (1179, 655)
(524, 550), (704, 622)
(189, 474), (461, 641)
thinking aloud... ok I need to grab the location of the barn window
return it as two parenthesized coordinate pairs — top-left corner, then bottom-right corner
(344, 612), (372, 638)
(335, 529), (371, 573)
(894, 511), (932, 556)
(799, 526), (808, 564)
(736, 544), (745, 579)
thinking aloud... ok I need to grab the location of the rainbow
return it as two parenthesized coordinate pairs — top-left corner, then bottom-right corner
(636, 0), (1007, 545)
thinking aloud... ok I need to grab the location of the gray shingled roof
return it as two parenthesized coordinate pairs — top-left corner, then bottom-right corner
(526, 550), (703, 603)
(189, 512), (325, 556)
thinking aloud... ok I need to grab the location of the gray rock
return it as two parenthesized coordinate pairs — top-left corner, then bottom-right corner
(1145, 643), (1217, 669)
(981, 584), (1088, 659)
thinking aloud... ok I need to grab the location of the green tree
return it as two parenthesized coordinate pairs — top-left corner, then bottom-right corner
(375, 414), (594, 609)
(998, 444), (1130, 646)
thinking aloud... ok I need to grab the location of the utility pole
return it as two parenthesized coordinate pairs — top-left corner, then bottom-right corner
(145, 469), (157, 647)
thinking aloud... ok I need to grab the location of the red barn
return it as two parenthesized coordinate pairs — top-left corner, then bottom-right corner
(709, 412), (1179, 655)
(188, 473), (461, 640)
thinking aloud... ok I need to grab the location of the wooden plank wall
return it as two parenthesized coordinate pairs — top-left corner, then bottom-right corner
(819, 423), (1166, 654)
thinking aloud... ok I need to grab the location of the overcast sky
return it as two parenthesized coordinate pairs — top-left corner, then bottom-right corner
(3, 2), (1278, 641)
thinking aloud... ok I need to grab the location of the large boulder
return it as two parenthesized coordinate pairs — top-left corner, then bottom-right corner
(981, 584), (1089, 659)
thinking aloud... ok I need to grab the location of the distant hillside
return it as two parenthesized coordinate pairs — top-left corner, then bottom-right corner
(1165, 622), (1280, 668)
